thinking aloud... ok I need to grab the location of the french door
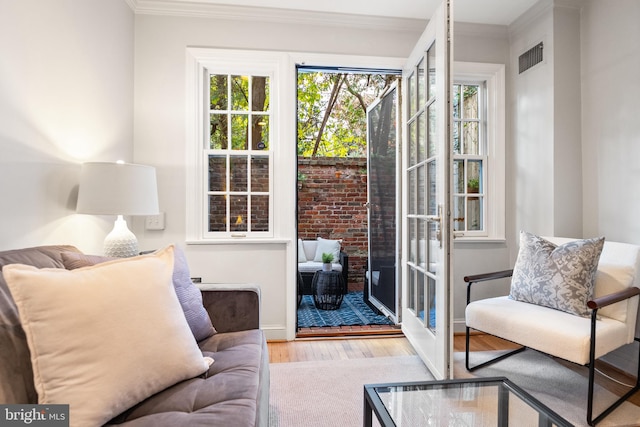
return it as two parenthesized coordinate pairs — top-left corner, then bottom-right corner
(365, 82), (400, 322)
(401, 0), (453, 380)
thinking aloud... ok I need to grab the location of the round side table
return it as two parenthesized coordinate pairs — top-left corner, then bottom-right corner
(311, 270), (346, 310)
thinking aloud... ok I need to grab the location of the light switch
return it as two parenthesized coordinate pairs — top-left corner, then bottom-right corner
(145, 212), (165, 230)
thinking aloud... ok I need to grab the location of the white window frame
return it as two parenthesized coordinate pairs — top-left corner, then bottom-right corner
(453, 62), (505, 242)
(185, 48), (287, 242)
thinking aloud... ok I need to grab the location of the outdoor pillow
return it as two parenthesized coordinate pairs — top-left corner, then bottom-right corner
(509, 231), (605, 317)
(297, 239), (307, 263)
(313, 237), (341, 262)
(61, 245), (216, 341)
(3, 245), (210, 427)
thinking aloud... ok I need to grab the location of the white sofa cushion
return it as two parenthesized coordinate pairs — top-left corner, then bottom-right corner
(312, 237), (342, 262)
(297, 239), (307, 263)
(298, 261), (342, 274)
(466, 296), (629, 365)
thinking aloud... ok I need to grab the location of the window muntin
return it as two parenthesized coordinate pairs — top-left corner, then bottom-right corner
(206, 73), (272, 236)
(452, 83), (487, 235)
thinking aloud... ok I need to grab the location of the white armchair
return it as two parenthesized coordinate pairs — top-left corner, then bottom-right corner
(465, 234), (640, 426)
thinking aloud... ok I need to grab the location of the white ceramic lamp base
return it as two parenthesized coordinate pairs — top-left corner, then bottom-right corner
(103, 215), (139, 258)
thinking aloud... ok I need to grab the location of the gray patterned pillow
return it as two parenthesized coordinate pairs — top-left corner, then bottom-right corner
(509, 231), (605, 317)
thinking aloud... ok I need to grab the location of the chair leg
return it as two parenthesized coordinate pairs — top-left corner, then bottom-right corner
(465, 326), (526, 372)
(586, 311), (640, 425)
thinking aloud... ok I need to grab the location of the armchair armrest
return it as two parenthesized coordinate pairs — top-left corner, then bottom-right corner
(587, 287), (640, 310)
(465, 269), (513, 305)
(198, 284), (261, 333)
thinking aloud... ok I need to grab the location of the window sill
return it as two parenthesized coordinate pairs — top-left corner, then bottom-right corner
(453, 237), (506, 244)
(186, 238), (290, 245)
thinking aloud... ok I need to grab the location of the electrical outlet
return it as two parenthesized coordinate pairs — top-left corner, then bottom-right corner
(145, 212), (165, 230)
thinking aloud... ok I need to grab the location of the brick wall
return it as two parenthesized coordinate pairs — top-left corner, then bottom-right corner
(297, 157), (368, 291)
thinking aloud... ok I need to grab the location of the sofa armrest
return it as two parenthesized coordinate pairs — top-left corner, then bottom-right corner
(198, 284), (261, 333)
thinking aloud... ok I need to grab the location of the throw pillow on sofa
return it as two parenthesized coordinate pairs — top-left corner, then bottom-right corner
(61, 245), (216, 341)
(313, 237), (341, 262)
(3, 245), (210, 427)
(509, 231), (605, 317)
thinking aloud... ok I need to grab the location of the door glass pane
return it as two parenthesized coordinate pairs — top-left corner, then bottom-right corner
(208, 155), (226, 191)
(231, 75), (249, 110)
(427, 103), (437, 157)
(417, 112), (425, 163)
(230, 195), (247, 232)
(427, 44), (436, 100)
(408, 268), (416, 315)
(417, 165), (425, 216)
(408, 72), (416, 118)
(251, 195), (269, 231)
(427, 275), (436, 332)
(417, 272), (425, 320)
(409, 119), (417, 165)
(417, 57), (425, 108)
(230, 156), (247, 191)
(409, 169), (417, 215)
(427, 222), (438, 275)
(208, 195), (226, 232)
(427, 160), (437, 216)
(409, 218), (417, 264)
(417, 219), (426, 269)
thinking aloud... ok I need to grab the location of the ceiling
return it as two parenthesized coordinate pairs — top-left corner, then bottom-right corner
(154, 0), (541, 25)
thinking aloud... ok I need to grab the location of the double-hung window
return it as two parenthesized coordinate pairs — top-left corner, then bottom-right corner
(207, 74), (271, 236)
(452, 63), (505, 241)
(187, 49), (283, 241)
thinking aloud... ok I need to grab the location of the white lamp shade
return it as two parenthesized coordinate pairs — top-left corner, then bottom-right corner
(77, 162), (159, 216)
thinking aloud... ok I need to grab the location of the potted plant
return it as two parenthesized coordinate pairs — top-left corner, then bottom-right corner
(321, 252), (334, 271)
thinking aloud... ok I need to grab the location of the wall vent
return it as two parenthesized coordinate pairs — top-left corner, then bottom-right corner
(519, 42), (544, 74)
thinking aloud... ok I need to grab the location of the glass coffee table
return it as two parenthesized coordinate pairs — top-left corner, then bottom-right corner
(364, 377), (572, 427)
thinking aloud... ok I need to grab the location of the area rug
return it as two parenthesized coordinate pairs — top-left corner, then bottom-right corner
(268, 355), (433, 427)
(454, 350), (640, 426)
(297, 291), (394, 328)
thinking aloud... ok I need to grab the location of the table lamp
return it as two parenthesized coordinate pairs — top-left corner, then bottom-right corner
(77, 161), (159, 257)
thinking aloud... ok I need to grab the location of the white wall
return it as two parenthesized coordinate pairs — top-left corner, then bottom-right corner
(451, 23), (512, 332)
(581, 0), (640, 243)
(131, 13), (423, 340)
(0, 0), (134, 253)
(580, 0), (640, 372)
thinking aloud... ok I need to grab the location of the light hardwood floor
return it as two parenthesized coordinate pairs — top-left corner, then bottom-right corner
(268, 333), (640, 407)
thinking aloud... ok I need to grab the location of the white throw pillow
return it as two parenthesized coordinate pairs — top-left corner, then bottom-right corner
(313, 237), (342, 262)
(297, 239), (307, 263)
(3, 245), (209, 427)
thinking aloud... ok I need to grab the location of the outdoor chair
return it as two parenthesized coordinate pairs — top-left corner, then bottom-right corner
(465, 233), (640, 426)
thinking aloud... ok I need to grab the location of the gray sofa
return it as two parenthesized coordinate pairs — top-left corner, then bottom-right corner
(0, 245), (269, 427)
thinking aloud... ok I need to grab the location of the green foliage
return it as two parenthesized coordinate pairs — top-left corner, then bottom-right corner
(297, 72), (393, 158)
(321, 252), (334, 263)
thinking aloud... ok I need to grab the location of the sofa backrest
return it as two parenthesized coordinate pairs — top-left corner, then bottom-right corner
(545, 237), (640, 341)
(0, 245), (81, 404)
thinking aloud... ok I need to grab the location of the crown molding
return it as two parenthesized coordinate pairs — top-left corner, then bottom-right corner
(128, 0), (426, 32)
